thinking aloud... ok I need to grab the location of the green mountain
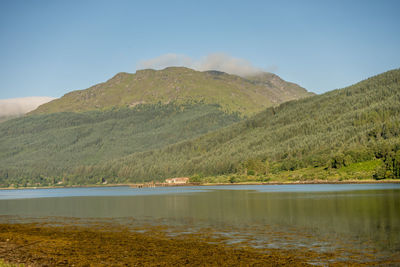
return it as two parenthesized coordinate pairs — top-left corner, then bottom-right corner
(61, 69), (400, 183)
(245, 72), (313, 101)
(31, 67), (312, 116)
(1, 69), (399, 187)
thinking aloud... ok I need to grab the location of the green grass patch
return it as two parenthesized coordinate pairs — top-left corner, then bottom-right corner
(201, 160), (383, 184)
(338, 160), (381, 173)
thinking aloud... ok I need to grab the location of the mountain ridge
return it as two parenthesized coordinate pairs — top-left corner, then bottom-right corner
(31, 67), (312, 116)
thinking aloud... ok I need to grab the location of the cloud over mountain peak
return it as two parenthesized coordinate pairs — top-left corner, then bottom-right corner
(137, 53), (265, 77)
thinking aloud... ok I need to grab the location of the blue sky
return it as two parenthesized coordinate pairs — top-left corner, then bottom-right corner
(0, 0), (399, 99)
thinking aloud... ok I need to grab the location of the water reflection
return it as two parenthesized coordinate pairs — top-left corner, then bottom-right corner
(0, 185), (399, 255)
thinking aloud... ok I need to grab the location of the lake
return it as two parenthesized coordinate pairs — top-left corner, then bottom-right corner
(1, 183), (399, 263)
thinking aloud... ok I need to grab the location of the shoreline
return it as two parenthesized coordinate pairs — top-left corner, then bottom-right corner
(1, 179), (399, 190)
(1, 222), (397, 266)
(0, 222), (312, 266)
(202, 179), (400, 186)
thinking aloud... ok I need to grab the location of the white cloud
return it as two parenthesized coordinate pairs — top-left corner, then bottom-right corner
(138, 53), (194, 70)
(137, 53), (265, 77)
(0, 96), (56, 117)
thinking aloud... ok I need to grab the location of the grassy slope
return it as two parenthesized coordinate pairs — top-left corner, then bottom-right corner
(199, 160), (384, 184)
(31, 67), (311, 116)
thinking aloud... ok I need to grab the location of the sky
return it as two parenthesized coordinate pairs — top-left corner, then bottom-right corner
(0, 0), (399, 99)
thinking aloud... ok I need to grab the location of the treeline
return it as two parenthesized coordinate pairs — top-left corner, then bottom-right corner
(372, 144), (400, 180)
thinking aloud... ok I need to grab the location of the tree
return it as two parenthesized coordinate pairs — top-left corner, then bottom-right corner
(394, 150), (400, 179)
(373, 160), (386, 180)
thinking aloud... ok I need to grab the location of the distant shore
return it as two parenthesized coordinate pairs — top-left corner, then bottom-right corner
(1, 179), (399, 190)
(203, 179), (400, 186)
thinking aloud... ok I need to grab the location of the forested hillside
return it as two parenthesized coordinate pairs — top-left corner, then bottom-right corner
(64, 69), (400, 184)
(0, 103), (240, 186)
(1, 69), (399, 187)
(31, 67), (312, 116)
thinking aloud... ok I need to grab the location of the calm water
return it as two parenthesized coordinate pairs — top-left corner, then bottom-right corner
(1, 184), (399, 260)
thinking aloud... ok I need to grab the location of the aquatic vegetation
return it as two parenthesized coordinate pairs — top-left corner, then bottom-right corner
(0, 222), (398, 266)
(0, 259), (23, 267)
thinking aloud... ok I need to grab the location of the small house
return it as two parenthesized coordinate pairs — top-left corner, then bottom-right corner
(165, 177), (190, 184)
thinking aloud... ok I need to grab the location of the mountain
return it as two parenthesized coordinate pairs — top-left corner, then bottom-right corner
(61, 69), (400, 183)
(31, 67), (312, 116)
(245, 72), (313, 101)
(1, 69), (399, 187)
